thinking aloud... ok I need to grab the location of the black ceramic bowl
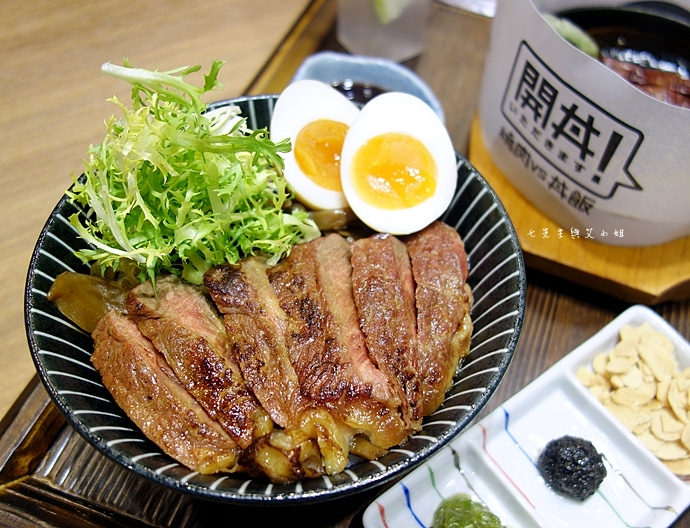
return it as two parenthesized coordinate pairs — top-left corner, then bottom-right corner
(25, 94), (526, 504)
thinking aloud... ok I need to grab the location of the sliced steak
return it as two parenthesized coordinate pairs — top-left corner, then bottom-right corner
(127, 276), (272, 449)
(268, 233), (408, 448)
(204, 258), (306, 428)
(351, 233), (422, 430)
(91, 311), (240, 474)
(405, 221), (473, 415)
(88, 221), (475, 482)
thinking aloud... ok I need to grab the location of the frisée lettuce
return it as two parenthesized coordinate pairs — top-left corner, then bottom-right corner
(68, 60), (320, 285)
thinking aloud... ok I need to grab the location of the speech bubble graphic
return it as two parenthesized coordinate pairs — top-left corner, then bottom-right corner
(501, 41), (643, 200)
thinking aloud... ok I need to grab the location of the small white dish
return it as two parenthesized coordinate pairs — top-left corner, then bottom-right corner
(363, 305), (690, 527)
(290, 51), (445, 122)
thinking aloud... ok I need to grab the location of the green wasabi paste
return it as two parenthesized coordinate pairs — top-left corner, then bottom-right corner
(432, 493), (505, 528)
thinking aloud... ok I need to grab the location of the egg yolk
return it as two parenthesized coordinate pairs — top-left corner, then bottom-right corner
(351, 132), (437, 209)
(294, 119), (348, 192)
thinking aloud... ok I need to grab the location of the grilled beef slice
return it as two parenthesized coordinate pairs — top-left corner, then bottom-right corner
(204, 258), (307, 429)
(351, 233), (422, 430)
(205, 257), (354, 476)
(267, 233), (408, 449)
(89, 221), (473, 481)
(405, 221), (473, 415)
(126, 276), (272, 449)
(91, 311), (240, 474)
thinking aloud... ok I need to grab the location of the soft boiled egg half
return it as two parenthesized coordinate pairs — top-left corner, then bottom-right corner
(340, 91), (457, 235)
(271, 81), (457, 235)
(270, 79), (359, 210)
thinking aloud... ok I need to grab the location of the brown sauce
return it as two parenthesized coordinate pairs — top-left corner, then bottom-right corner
(330, 79), (386, 105)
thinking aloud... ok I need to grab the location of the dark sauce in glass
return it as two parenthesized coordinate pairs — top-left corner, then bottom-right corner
(556, 7), (690, 107)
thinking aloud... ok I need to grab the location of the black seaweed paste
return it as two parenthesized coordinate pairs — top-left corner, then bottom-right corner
(537, 435), (607, 501)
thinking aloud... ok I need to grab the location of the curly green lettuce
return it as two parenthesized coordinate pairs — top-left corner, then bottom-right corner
(68, 60), (320, 285)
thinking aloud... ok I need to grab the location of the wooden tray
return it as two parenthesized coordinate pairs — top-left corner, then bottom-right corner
(469, 118), (690, 305)
(0, 377), (374, 527)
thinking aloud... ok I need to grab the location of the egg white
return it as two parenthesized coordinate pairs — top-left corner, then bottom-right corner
(340, 92), (457, 235)
(270, 80), (360, 210)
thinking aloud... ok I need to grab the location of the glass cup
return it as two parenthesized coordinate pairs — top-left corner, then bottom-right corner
(336, 0), (431, 62)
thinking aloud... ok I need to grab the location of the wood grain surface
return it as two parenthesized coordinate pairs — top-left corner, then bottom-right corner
(0, 0), (313, 420)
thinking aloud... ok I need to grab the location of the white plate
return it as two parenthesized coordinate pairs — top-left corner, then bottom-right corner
(362, 305), (690, 527)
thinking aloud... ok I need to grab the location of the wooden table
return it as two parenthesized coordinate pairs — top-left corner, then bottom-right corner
(0, 0), (318, 422)
(1, 1), (688, 526)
